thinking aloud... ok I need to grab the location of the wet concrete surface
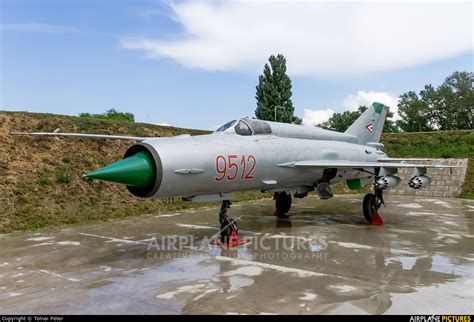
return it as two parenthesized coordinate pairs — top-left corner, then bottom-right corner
(0, 195), (473, 315)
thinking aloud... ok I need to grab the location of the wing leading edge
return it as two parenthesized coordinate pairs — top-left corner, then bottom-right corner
(11, 132), (149, 141)
(278, 160), (460, 170)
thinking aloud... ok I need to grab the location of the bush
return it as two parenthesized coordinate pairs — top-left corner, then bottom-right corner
(79, 108), (135, 122)
(56, 171), (72, 184)
(36, 175), (49, 185)
(82, 158), (92, 168)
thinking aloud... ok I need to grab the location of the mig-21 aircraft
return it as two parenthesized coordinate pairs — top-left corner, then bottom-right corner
(13, 102), (457, 244)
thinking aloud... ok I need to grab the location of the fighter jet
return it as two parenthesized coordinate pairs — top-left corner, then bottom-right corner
(13, 102), (456, 244)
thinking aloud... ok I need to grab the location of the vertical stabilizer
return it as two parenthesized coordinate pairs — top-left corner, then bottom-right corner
(344, 102), (389, 145)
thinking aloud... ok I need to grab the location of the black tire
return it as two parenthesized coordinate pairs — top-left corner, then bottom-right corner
(363, 193), (376, 222)
(220, 217), (238, 244)
(275, 192), (292, 217)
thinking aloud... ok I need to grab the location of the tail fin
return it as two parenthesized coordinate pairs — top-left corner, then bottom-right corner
(344, 102), (389, 145)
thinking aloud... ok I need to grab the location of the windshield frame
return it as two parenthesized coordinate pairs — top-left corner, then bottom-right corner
(215, 120), (237, 132)
(234, 119), (254, 136)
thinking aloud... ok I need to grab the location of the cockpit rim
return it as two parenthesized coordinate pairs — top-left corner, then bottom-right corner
(215, 117), (272, 136)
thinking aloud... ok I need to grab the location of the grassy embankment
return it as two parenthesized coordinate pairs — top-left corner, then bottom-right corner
(332, 130), (473, 198)
(0, 111), (472, 233)
(0, 111), (269, 233)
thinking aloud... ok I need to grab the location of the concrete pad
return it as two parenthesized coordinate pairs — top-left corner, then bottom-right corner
(0, 195), (473, 314)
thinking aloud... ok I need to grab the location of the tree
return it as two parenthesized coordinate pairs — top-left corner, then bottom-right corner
(102, 108), (135, 122)
(320, 106), (398, 133)
(319, 106), (366, 132)
(396, 91), (434, 132)
(255, 54), (301, 124)
(397, 71), (473, 132)
(435, 71), (473, 130)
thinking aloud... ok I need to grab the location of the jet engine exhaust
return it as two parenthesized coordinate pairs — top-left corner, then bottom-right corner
(409, 175), (432, 189)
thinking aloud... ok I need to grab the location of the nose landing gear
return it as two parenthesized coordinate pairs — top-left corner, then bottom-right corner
(211, 200), (246, 247)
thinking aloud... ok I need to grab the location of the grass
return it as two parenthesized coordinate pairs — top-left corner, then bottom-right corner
(0, 111), (472, 234)
(0, 111), (245, 233)
(36, 174), (49, 185)
(331, 130), (473, 197)
(381, 130), (473, 198)
(56, 170), (72, 184)
(382, 130), (472, 159)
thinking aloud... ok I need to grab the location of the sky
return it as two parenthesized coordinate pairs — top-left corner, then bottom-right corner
(1, 0), (472, 130)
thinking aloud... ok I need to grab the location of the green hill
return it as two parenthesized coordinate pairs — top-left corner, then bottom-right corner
(0, 111), (472, 233)
(382, 130), (473, 198)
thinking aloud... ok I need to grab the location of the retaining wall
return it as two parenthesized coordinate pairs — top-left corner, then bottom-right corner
(385, 158), (468, 198)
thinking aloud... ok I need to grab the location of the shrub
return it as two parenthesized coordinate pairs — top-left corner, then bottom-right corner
(79, 109), (135, 122)
(36, 175), (49, 185)
(56, 171), (72, 184)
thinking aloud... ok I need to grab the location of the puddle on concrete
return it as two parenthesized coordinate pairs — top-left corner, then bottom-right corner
(0, 195), (473, 314)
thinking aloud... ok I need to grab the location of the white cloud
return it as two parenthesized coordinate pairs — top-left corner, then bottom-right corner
(1, 22), (80, 34)
(302, 108), (335, 126)
(302, 90), (399, 126)
(342, 90), (399, 119)
(121, 1), (473, 76)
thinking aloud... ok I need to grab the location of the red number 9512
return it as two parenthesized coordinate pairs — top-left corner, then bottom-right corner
(214, 154), (256, 182)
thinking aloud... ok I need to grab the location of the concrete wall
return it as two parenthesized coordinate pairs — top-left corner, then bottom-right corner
(385, 158), (468, 198)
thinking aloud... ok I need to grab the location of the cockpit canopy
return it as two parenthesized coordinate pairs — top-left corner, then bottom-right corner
(215, 116), (358, 143)
(215, 120), (236, 132)
(215, 118), (272, 136)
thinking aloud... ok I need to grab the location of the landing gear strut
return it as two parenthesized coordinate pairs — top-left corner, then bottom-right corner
(214, 200), (245, 247)
(274, 192), (292, 218)
(363, 188), (385, 225)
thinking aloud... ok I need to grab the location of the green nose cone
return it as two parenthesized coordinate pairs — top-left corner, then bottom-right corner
(85, 151), (155, 189)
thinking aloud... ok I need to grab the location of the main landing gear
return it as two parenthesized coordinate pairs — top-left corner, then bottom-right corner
(363, 187), (385, 225)
(274, 191), (292, 218)
(212, 200), (246, 247)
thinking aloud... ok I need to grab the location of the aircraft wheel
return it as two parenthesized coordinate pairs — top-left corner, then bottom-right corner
(220, 217), (238, 244)
(275, 192), (292, 217)
(363, 193), (376, 222)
